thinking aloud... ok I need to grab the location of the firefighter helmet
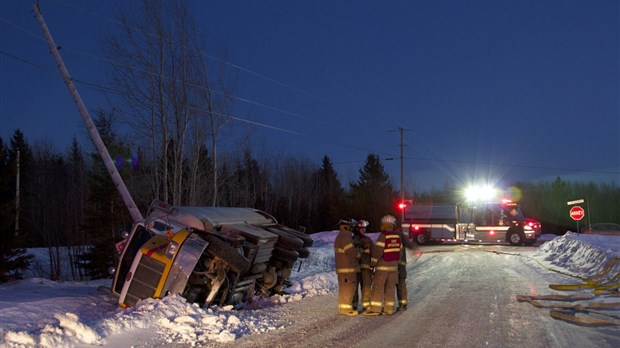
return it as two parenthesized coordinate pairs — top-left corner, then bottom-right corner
(339, 218), (356, 232)
(355, 220), (369, 234)
(380, 215), (396, 231)
(381, 215), (396, 225)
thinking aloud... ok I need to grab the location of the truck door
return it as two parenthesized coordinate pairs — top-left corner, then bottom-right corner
(472, 204), (508, 242)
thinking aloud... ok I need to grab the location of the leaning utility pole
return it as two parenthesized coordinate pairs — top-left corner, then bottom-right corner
(33, 3), (143, 222)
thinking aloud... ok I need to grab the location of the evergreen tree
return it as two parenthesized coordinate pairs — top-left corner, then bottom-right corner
(76, 111), (133, 279)
(0, 137), (32, 282)
(350, 154), (396, 231)
(314, 156), (346, 231)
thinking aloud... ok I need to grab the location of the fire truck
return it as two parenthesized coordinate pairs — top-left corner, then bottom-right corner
(402, 200), (541, 246)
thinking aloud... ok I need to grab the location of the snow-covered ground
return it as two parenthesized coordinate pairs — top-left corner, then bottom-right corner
(1, 231), (619, 347)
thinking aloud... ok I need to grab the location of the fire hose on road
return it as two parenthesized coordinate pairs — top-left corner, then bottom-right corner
(512, 256), (620, 326)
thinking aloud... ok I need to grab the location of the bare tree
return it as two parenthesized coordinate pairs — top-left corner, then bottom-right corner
(102, 0), (233, 206)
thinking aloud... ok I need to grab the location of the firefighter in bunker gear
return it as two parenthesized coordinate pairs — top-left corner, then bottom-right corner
(352, 219), (374, 311)
(334, 218), (361, 316)
(395, 226), (408, 310)
(364, 215), (402, 316)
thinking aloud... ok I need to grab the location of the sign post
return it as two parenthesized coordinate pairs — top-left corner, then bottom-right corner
(567, 199), (585, 233)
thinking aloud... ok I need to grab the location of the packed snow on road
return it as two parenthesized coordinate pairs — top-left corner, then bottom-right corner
(1, 231), (619, 347)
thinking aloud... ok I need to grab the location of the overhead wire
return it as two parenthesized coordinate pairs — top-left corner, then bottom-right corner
(0, 12), (340, 128)
(1, 45), (396, 158)
(3, 45), (615, 175)
(3, 5), (616, 177)
(5, 1), (405, 160)
(48, 0), (408, 146)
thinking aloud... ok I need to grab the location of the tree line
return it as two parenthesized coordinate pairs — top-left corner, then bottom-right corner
(2, 126), (619, 283)
(0, 124), (399, 281)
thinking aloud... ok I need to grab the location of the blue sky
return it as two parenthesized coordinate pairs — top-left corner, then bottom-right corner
(1, 0), (618, 192)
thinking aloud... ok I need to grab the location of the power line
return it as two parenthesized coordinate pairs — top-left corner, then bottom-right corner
(1, 47), (397, 159)
(3, 47), (615, 176)
(41, 1), (401, 132)
(0, 15), (339, 129)
(403, 156), (620, 175)
(52, 0), (329, 103)
(7, 6), (617, 179)
(1, 8), (403, 159)
(0, 50), (49, 71)
(5, 44), (614, 176)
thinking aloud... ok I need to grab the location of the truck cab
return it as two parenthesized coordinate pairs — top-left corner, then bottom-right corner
(457, 201), (541, 245)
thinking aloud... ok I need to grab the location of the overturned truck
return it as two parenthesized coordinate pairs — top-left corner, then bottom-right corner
(112, 200), (313, 308)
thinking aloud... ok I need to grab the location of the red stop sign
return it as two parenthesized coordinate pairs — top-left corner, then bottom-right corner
(569, 206), (585, 221)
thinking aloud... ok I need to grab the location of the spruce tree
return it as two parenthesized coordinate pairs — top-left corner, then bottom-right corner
(315, 156), (346, 231)
(350, 153), (396, 231)
(76, 112), (133, 279)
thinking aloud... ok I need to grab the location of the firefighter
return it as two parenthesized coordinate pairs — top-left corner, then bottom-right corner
(352, 219), (373, 311)
(395, 226), (408, 311)
(364, 215), (402, 316)
(334, 218), (361, 316)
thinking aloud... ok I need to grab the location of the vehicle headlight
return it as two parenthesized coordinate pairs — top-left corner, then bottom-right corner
(166, 241), (179, 259)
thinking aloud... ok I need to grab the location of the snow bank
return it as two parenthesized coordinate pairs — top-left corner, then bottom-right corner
(533, 232), (620, 283)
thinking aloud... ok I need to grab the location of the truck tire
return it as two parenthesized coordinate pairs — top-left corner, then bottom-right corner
(275, 235), (304, 251)
(271, 226), (314, 248)
(507, 230), (525, 246)
(297, 247), (310, 258)
(288, 231), (314, 248)
(415, 232), (429, 245)
(273, 247), (299, 263)
(204, 235), (251, 274)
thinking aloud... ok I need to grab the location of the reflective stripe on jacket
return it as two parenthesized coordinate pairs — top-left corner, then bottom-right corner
(334, 230), (360, 273)
(372, 230), (402, 266)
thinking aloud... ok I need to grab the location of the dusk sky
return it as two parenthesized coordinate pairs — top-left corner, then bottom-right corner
(1, 0), (618, 193)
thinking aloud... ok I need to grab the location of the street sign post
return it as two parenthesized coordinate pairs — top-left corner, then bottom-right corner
(569, 205), (585, 233)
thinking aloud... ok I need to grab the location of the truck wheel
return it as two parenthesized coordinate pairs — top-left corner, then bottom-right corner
(273, 247), (299, 263)
(272, 230), (305, 250)
(415, 233), (429, 245)
(270, 226), (314, 248)
(508, 231), (524, 246)
(288, 231), (314, 248)
(297, 247), (310, 258)
(204, 235), (251, 274)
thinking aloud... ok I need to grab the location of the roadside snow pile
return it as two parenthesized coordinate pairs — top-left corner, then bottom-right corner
(533, 231), (620, 282)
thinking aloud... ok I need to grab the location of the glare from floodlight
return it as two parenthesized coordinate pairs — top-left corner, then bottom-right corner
(464, 184), (498, 202)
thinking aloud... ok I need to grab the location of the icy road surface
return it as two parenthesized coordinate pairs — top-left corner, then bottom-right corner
(211, 244), (620, 348)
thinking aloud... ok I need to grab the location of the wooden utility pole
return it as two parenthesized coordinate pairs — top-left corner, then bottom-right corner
(14, 149), (20, 236)
(388, 127), (408, 222)
(399, 127), (404, 207)
(398, 127), (405, 222)
(33, 4), (143, 222)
